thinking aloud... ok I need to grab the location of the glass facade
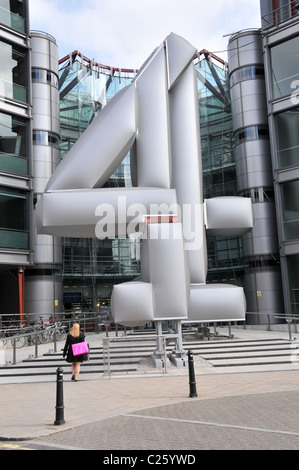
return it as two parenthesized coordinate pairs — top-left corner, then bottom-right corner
(0, 111), (28, 174)
(0, 0), (26, 33)
(280, 179), (299, 240)
(62, 237), (140, 311)
(196, 56), (244, 285)
(59, 55), (136, 312)
(0, 185), (29, 249)
(234, 126), (269, 145)
(59, 57), (133, 161)
(32, 68), (58, 88)
(197, 58), (235, 198)
(0, 0), (31, 315)
(230, 65), (265, 86)
(286, 254), (299, 314)
(0, 39), (28, 103)
(262, 0), (299, 314)
(261, 0), (299, 28)
(33, 130), (60, 148)
(270, 35), (299, 99)
(275, 107), (299, 168)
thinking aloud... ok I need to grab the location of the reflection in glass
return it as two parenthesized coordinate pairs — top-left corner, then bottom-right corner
(286, 254), (299, 314)
(270, 36), (299, 99)
(281, 179), (299, 240)
(275, 107), (299, 168)
(0, 185), (28, 249)
(230, 65), (264, 86)
(33, 130), (60, 148)
(32, 68), (58, 88)
(0, 40), (27, 103)
(0, 0), (26, 33)
(0, 111), (28, 174)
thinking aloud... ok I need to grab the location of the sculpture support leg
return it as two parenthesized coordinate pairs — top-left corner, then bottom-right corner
(152, 321), (170, 368)
(151, 320), (187, 368)
(169, 320), (188, 366)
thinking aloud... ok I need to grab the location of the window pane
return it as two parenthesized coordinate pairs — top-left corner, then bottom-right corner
(275, 107), (299, 168)
(270, 36), (299, 99)
(0, 0), (25, 33)
(230, 65), (264, 86)
(33, 130), (60, 148)
(0, 186), (28, 249)
(281, 180), (299, 240)
(0, 111), (28, 174)
(286, 254), (299, 314)
(32, 68), (58, 88)
(0, 40), (27, 103)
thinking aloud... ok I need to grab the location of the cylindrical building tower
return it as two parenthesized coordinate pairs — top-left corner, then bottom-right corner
(228, 29), (284, 323)
(24, 32), (63, 318)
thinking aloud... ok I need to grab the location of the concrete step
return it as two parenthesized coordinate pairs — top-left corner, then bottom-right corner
(188, 338), (296, 367)
(209, 355), (296, 367)
(0, 356), (139, 372)
(0, 336), (297, 384)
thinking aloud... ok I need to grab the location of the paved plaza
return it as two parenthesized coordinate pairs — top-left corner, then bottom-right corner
(0, 327), (299, 450)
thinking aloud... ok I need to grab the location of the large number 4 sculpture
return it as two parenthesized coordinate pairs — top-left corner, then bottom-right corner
(37, 33), (253, 366)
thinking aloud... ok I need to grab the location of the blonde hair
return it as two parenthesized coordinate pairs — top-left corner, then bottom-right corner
(70, 322), (80, 338)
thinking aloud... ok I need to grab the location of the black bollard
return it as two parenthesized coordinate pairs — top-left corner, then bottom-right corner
(54, 367), (65, 425)
(188, 350), (198, 398)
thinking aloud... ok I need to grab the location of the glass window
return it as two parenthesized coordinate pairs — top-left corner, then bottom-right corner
(286, 254), (299, 314)
(0, 185), (29, 249)
(270, 35), (299, 99)
(32, 68), (58, 88)
(230, 65), (264, 87)
(0, 0), (26, 33)
(33, 130), (60, 148)
(275, 107), (299, 168)
(281, 179), (299, 240)
(0, 40), (27, 103)
(234, 126), (269, 145)
(0, 111), (28, 175)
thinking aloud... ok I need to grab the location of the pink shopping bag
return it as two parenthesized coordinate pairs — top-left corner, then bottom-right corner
(72, 341), (89, 356)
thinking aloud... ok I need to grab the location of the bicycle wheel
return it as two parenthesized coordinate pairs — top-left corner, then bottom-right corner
(39, 330), (50, 344)
(6, 325), (17, 337)
(12, 335), (26, 348)
(56, 328), (66, 341)
(32, 331), (41, 345)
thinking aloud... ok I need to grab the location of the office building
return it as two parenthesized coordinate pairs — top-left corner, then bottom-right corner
(0, 1), (62, 318)
(260, 0), (299, 316)
(1, 0), (299, 324)
(0, 0), (32, 315)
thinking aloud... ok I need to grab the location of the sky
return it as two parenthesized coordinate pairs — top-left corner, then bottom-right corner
(29, 0), (262, 70)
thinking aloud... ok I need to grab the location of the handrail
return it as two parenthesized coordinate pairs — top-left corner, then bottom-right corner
(261, 1), (299, 28)
(30, 30), (57, 42)
(275, 315), (299, 340)
(246, 312), (298, 339)
(102, 334), (176, 376)
(5, 326), (67, 365)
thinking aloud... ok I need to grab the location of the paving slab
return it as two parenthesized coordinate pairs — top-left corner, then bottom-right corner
(0, 326), (299, 450)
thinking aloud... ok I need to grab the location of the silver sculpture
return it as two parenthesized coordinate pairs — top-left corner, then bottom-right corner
(37, 33), (253, 365)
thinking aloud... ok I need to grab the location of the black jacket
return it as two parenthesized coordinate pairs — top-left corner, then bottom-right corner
(63, 333), (86, 363)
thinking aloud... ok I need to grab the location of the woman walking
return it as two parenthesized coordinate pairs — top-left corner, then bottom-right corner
(63, 322), (86, 381)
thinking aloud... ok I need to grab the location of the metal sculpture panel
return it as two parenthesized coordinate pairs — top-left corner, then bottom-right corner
(37, 33), (254, 334)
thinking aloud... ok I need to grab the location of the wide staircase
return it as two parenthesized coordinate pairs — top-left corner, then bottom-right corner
(0, 328), (298, 383)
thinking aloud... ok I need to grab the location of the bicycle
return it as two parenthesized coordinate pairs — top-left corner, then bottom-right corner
(6, 323), (27, 348)
(0, 329), (8, 348)
(30, 316), (53, 344)
(26, 322), (47, 345)
(42, 321), (67, 343)
(6, 322), (47, 347)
